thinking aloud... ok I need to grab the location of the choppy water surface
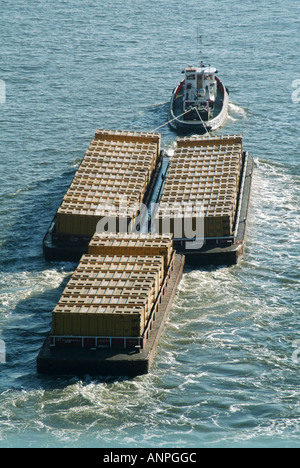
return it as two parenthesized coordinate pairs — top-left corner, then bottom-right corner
(0, 0), (299, 448)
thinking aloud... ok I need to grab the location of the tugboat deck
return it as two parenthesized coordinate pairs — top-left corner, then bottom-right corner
(173, 80), (225, 123)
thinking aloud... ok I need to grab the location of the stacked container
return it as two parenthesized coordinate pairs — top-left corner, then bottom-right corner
(55, 130), (161, 238)
(51, 252), (167, 346)
(155, 135), (243, 239)
(88, 232), (173, 275)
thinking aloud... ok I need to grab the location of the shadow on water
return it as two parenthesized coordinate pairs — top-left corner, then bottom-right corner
(0, 170), (82, 390)
(0, 171), (147, 390)
(0, 169), (75, 270)
(0, 266), (127, 391)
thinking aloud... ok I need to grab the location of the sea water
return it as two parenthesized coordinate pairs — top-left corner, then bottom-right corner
(0, 0), (299, 448)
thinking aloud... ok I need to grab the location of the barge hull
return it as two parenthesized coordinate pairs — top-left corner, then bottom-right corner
(37, 254), (185, 377)
(177, 154), (254, 266)
(43, 154), (164, 263)
(43, 156), (253, 267)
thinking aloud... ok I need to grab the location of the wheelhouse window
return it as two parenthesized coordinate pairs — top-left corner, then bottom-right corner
(197, 74), (203, 88)
(187, 74), (196, 80)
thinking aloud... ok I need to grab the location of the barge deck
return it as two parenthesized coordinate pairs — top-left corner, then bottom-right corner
(43, 151), (165, 263)
(37, 129), (254, 377)
(177, 151), (254, 266)
(37, 254), (185, 377)
(43, 153), (253, 267)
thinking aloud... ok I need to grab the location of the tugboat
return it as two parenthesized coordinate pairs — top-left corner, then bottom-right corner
(168, 41), (229, 134)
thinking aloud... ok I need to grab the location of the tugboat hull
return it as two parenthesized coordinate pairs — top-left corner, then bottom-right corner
(168, 78), (229, 135)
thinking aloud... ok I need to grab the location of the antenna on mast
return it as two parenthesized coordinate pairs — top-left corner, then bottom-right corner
(197, 29), (203, 67)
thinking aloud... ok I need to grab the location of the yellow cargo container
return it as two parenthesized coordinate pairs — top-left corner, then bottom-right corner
(155, 135), (243, 238)
(54, 129), (161, 238)
(94, 129), (161, 155)
(60, 285), (154, 320)
(52, 304), (145, 337)
(78, 253), (164, 272)
(70, 269), (161, 300)
(56, 203), (140, 237)
(176, 134), (242, 149)
(51, 252), (166, 339)
(88, 233), (173, 273)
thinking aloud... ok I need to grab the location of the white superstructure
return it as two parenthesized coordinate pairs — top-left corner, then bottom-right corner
(183, 64), (218, 119)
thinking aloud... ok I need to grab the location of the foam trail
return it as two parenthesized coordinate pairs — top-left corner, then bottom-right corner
(228, 102), (248, 119)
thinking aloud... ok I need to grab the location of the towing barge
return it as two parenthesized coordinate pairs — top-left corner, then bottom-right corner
(157, 134), (253, 266)
(37, 129), (253, 377)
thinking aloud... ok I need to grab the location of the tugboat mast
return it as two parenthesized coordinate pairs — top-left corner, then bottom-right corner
(198, 30), (204, 67)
